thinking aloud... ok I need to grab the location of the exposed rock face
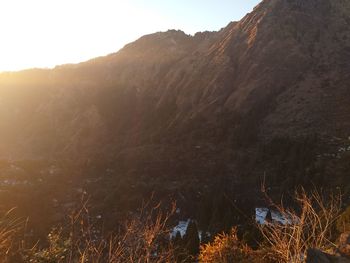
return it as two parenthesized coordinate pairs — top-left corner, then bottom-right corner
(0, 0), (349, 188)
(307, 249), (333, 263)
(306, 249), (350, 263)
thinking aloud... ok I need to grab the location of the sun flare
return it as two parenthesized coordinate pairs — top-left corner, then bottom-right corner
(0, 0), (260, 72)
(0, 0), (173, 72)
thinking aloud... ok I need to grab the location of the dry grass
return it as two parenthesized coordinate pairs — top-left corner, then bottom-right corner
(199, 227), (265, 263)
(258, 189), (342, 263)
(0, 208), (22, 261)
(103, 203), (176, 263)
(26, 198), (177, 263)
(199, 228), (246, 263)
(2, 189), (343, 263)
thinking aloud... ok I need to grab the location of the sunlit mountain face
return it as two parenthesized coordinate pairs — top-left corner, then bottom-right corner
(0, 0), (350, 258)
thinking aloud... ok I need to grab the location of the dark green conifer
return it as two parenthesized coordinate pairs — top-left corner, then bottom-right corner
(183, 220), (200, 256)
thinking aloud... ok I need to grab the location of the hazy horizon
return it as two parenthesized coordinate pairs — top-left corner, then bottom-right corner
(0, 0), (260, 73)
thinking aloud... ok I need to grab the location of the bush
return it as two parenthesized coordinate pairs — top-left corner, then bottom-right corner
(183, 220), (200, 256)
(258, 189), (341, 263)
(24, 199), (177, 263)
(199, 228), (262, 263)
(25, 228), (71, 263)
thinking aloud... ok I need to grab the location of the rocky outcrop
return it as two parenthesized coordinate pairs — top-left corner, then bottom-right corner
(307, 234), (350, 263)
(306, 249), (350, 263)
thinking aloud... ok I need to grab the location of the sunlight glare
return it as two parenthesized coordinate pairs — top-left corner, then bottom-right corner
(0, 0), (173, 72)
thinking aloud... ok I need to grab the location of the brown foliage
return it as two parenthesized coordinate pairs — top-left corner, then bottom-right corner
(199, 228), (264, 263)
(25, 198), (177, 263)
(258, 189), (342, 263)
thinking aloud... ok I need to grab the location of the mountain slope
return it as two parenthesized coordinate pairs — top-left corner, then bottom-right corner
(0, 0), (350, 194)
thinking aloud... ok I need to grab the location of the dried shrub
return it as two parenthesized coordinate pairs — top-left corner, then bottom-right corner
(258, 189), (341, 263)
(199, 228), (263, 263)
(26, 198), (177, 263)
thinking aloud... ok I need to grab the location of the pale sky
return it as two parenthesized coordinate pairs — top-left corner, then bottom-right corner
(0, 0), (261, 72)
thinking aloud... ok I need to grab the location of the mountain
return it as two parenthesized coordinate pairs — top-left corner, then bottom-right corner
(1, 0), (350, 197)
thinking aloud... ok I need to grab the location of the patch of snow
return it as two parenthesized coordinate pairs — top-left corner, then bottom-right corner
(272, 210), (293, 225)
(256, 208), (293, 225)
(256, 208), (268, 224)
(170, 219), (204, 240)
(171, 219), (190, 238)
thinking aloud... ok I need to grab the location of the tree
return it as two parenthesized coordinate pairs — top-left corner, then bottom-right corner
(184, 220), (200, 256)
(173, 231), (182, 246)
(265, 209), (273, 223)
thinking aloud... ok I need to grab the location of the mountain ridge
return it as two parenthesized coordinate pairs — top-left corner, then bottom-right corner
(0, 0), (349, 194)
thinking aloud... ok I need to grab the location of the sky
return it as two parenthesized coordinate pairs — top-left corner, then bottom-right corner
(0, 0), (261, 72)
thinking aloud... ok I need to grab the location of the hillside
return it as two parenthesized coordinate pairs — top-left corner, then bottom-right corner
(0, 0), (350, 238)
